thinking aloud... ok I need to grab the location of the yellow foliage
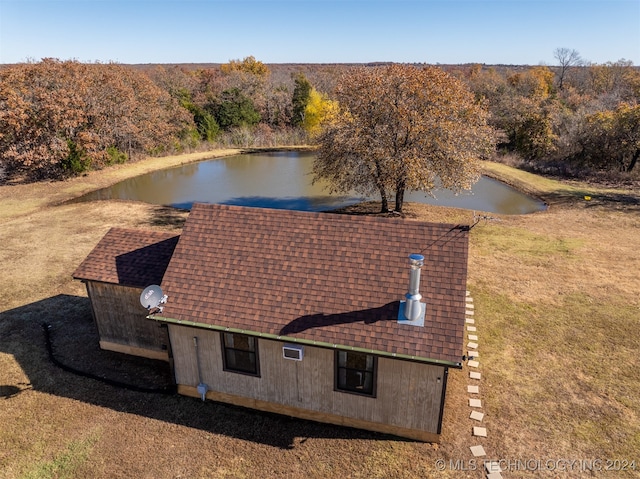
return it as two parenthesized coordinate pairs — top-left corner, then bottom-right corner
(220, 56), (270, 77)
(528, 66), (554, 97)
(508, 66), (554, 99)
(303, 89), (339, 137)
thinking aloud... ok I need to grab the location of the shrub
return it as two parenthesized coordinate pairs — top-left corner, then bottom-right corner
(106, 146), (128, 165)
(61, 140), (91, 176)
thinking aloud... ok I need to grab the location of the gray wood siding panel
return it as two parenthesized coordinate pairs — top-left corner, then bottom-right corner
(87, 281), (169, 352)
(168, 325), (444, 434)
(376, 358), (444, 432)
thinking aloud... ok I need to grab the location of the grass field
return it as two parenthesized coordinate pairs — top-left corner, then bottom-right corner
(0, 150), (639, 478)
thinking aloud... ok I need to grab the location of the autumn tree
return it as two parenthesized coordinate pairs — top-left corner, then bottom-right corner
(586, 59), (639, 102)
(0, 59), (191, 180)
(148, 65), (220, 142)
(578, 104), (640, 172)
(302, 88), (338, 137)
(0, 59), (92, 178)
(313, 64), (496, 213)
(501, 66), (559, 160)
(220, 56), (270, 77)
(262, 84), (293, 127)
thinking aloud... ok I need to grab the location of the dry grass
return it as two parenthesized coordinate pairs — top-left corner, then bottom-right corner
(1, 153), (639, 478)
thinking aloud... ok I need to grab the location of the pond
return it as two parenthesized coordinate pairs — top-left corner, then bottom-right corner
(78, 151), (546, 214)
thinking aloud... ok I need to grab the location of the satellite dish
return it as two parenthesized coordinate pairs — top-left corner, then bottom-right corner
(140, 285), (167, 311)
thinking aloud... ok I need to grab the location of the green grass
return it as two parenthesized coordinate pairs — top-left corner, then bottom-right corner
(21, 434), (98, 479)
(474, 224), (585, 259)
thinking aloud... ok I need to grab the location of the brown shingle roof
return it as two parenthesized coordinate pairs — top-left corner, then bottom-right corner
(72, 228), (179, 288)
(157, 204), (469, 366)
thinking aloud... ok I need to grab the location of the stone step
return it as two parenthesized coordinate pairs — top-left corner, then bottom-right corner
(467, 341), (478, 349)
(469, 445), (486, 457)
(468, 334), (478, 341)
(467, 385), (479, 394)
(467, 325), (477, 332)
(469, 398), (482, 408)
(468, 360), (480, 368)
(470, 410), (484, 421)
(473, 426), (487, 437)
(470, 371), (481, 380)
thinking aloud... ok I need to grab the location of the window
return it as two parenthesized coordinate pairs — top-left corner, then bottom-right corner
(221, 333), (259, 376)
(335, 350), (377, 397)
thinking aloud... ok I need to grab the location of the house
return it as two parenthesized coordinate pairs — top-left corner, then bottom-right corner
(74, 203), (470, 442)
(72, 228), (179, 360)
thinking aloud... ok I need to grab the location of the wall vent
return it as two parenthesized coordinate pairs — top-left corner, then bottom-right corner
(283, 344), (304, 361)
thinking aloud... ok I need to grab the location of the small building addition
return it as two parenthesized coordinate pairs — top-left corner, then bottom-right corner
(73, 228), (179, 360)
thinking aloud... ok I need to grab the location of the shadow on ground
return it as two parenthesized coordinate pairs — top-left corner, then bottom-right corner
(145, 205), (189, 229)
(0, 295), (397, 449)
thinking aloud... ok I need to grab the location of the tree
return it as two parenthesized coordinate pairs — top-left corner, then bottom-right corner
(220, 56), (270, 77)
(262, 84), (293, 127)
(582, 103), (640, 172)
(212, 88), (260, 129)
(302, 88), (338, 137)
(554, 47), (583, 90)
(291, 73), (312, 126)
(0, 59), (190, 180)
(313, 64), (496, 213)
(586, 59), (638, 101)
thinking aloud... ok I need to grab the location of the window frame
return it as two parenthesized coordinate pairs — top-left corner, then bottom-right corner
(220, 332), (260, 377)
(334, 350), (377, 397)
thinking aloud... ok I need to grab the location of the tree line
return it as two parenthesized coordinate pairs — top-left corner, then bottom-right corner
(0, 53), (638, 182)
(455, 50), (640, 176)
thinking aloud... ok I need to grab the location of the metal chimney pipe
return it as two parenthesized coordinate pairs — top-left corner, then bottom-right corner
(404, 254), (424, 321)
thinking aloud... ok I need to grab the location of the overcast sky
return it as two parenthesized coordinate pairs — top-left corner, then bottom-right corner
(1, 0), (638, 65)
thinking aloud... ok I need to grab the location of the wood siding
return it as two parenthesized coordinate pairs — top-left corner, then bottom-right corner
(85, 281), (169, 360)
(169, 324), (445, 439)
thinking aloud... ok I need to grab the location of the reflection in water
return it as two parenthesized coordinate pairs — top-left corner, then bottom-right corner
(78, 151), (546, 214)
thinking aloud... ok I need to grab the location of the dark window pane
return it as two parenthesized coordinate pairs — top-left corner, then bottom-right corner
(222, 333), (259, 375)
(336, 350), (376, 396)
(225, 349), (256, 374)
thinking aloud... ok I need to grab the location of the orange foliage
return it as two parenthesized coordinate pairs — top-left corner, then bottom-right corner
(0, 59), (191, 180)
(314, 64), (496, 212)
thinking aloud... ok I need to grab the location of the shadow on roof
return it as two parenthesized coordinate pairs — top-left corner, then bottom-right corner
(280, 302), (399, 336)
(0, 294), (411, 449)
(114, 236), (179, 287)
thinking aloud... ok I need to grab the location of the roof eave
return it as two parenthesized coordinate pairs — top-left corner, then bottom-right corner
(148, 314), (463, 369)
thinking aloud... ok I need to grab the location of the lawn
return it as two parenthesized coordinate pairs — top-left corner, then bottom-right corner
(0, 150), (638, 478)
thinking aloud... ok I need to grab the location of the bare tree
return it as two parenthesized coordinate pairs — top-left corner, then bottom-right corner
(554, 47), (583, 90)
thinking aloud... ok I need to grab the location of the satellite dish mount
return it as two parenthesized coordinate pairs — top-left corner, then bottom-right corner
(140, 285), (168, 313)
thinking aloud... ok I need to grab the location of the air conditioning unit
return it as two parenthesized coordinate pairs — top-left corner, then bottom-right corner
(282, 344), (304, 361)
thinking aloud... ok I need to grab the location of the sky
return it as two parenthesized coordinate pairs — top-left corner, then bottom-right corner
(0, 0), (638, 66)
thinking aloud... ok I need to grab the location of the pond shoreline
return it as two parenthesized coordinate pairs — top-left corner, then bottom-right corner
(2, 147), (636, 224)
(64, 149), (546, 215)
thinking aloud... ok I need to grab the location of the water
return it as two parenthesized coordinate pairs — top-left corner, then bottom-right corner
(78, 151), (546, 214)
